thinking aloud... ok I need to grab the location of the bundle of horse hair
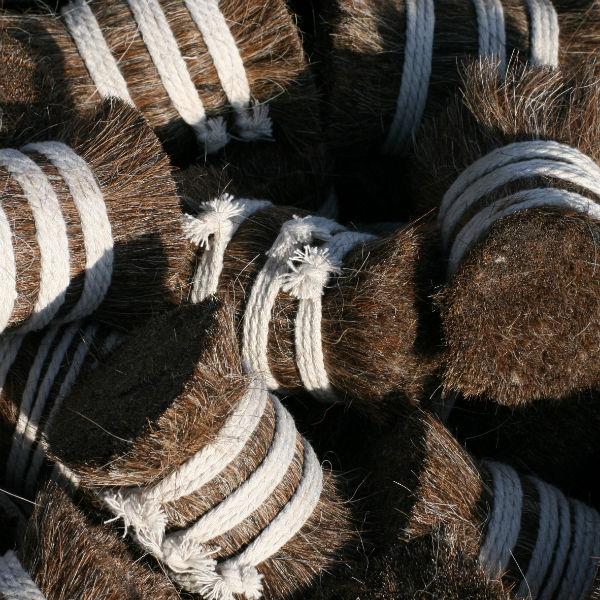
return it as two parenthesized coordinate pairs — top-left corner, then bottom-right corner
(298, 404), (600, 599)
(0, 319), (121, 502)
(0, 0), (320, 161)
(327, 0), (599, 157)
(44, 304), (351, 600)
(412, 62), (600, 405)
(0, 483), (177, 600)
(0, 98), (189, 338)
(178, 173), (441, 415)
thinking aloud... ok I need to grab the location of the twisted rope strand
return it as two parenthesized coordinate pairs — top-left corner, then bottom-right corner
(382, 0), (434, 155)
(62, 0), (134, 103)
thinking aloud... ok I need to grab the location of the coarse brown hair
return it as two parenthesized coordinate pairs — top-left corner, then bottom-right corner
(47, 303), (353, 600)
(0, 0), (329, 208)
(327, 0), (600, 154)
(0, 320), (119, 501)
(0, 98), (191, 336)
(413, 62), (600, 405)
(179, 168), (443, 418)
(297, 402), (599, 598)
(17, 482), (179, 600)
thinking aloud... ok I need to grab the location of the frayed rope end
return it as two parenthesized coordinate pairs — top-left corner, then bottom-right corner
(182, 193), (244, 249)
(281, 245), (340, 300)
(235, 102), (273, 142)
(199, 117), (230, 154)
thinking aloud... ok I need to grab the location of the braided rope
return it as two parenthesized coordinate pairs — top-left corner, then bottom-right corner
(241, 215), (343, 390)
(61, 0), (134, 103)
(183, 195), (271, 303)
(183, 0), (272, 140)
(23, 142), (114, 323)
(524, 0), (560, 67)
(126, 0), (228, 152)
(478, 461), (523, 579)
(382, 0), (434, 155)
(472, 0), (507, 71)
(440, 141), (600, 274)
(102, 386), (324, 600)
(282, 231), (376, 401)
(0, 149), (70, 334)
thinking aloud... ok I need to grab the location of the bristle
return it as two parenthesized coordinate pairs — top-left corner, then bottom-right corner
(413, 62), (600, 404)
(20, 482), (178, 600)
(0, 0), (325, 189)
(47, 304), (353, 599)
(176, 177), (443, 417)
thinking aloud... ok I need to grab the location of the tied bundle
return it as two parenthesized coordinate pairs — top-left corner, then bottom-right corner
(0, 99), (189, 338)
(0, 0), (320, 160)
(413, 63), (600, 404)
(47, 305), (351, 600)
(0, 483), (177, 600)
(408, 418), (600, 600)
(179, 176), (441, 415)
(324, 0), (599, 221)
(327, 0), (599, 156)
(302, 406), (600, 600)
(0, 320), (121, 501)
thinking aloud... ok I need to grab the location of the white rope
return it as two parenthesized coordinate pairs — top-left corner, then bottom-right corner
(5, 327), (58, 490)
(538, 486), (571, 600)
(449, 188), (600, 275)
(0, 335), (24, 392)
(0, 551), (45, 600)
(23, 142), (114, 323)
(281, 231), (376, 402)
(0, 149), (71, 334)
(382, 0), (434, 155)
(524, 0), (559, 67)
(102, 386), (324, 600)
(471, 0), (506, 71)
(478, 461), (523, 579)
(61, 0), (134, 104)
(183, 194), (272, 303)
(241, 215), (343, 390)
(126, 0), (228, 152)
(440, 141), (600, 273)
(516, 476), (560, 598)
(0, 184), (17, 334)
(169, 396), (296, 544)
(557, 499), (600, 600)
(200, 440), (323, 599)
(183, 0), (272, 141)
(24, 324), (98, 496)
(7, 323), (79, 494)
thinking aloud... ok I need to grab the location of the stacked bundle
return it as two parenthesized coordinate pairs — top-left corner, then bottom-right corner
(0, 1), (599, 599)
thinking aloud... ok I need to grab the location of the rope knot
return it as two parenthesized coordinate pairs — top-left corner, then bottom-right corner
(161, 536), (218, 581)
(203, 117), (230, 154)
(183, 193), (244, 249)
(267, 216), (336, 261)
(281, 246), (340, 300)
(236, 101), (273, 141)
(212, 563), (263, 600)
